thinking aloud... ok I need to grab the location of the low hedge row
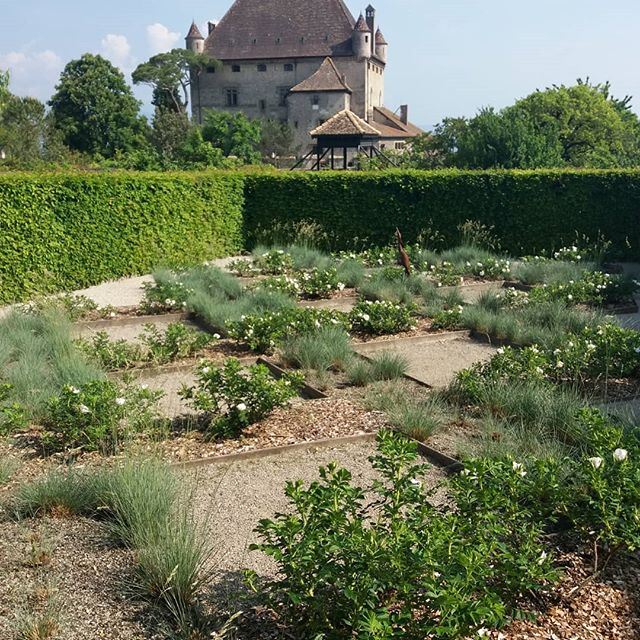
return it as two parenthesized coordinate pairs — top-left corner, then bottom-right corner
(1, 169), (639, 304)
(0, 172), (244, 303)
(244, 170), (640, 255)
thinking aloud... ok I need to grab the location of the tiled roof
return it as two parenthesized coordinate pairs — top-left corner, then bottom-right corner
(375, 28), (387, 45)
(354, 14), (370, 32)
(290, 57), (352, 93)
(204, 0), (357, 60)
(372, 106), (424, 139)
(310, 109), (381, 137)
(186, 21), (204, 40)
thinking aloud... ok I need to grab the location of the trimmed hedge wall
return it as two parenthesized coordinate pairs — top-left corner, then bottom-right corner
(0, 172), (244, 304)
(1, 169), (639, 304)
(244, 170), (640, 256)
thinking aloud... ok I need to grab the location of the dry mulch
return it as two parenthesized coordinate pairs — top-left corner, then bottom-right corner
(141, 396), (385, 463)
(501, 549), (640, 639)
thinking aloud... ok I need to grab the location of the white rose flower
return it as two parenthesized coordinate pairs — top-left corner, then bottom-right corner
(70, 387), (81, 395)
(613, 448), (628, 463)
(538, 550), (548, 565)
(115, 397), (126, 406)
(213, 334), (221, 340)
(79, 404), (91, 414)
(556, 361), (564, 369)
(589, 457), (604, 470)
(140, 384), (149, 391)
(536, 366), (544, 375)
(512, 461), (523, 472)
(201, 367), (210, 374)
(236, 403), (247, 412)
(362, 314), (370, 322)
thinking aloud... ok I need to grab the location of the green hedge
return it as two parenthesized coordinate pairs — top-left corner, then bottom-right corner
(1, 169), (639, 304)
(0, 172), (244, 304)
(244, 170), (640, 256)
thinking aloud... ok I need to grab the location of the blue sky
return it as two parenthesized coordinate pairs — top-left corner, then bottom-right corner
(2, 0), (640, 129)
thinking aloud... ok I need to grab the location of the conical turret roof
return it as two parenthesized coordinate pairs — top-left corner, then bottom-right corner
(354, 14), (370, 32)
(375, 28), (387, 45)
(186, 21), (204, 40)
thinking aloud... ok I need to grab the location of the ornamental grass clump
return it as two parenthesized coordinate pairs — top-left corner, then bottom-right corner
(280, 326), (354, 372)
(249, 431), (558, 640)
(181, 358), (304, 437)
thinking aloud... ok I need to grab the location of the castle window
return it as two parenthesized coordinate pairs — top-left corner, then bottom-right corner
(206, 66), (216, 74)
(284, 63), (294, 72)
(276, 37), (281, 44)
(232, 64), (241, 73)
(257, 64), (267, 72)
(365, 35), (369, 43)
(252, 38), (257, 44)
(278, 87), (291, 107)
(395, 142), (406, 150)
(259, 99), (267, 112)
(226, 88), (239, 106)
(313, 95), (320, 105)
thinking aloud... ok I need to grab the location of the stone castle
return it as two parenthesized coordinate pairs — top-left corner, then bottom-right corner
(185, 0), (421, 154)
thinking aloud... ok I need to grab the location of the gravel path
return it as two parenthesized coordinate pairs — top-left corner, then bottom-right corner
(187, 440), (448, 610)
(354, 334), (498, 388)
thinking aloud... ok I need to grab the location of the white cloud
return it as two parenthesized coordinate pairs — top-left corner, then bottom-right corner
(146, 23), (181, 55)
(0, 49), (63, 101)
(101, 34), (134, 71)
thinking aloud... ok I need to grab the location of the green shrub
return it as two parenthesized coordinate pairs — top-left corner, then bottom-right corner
(42, 380), (163, 452)
(229, 307), (349, 353)
(75, 331), (144, 370)
(350, 300), (415, 335)
(249, 430), (558, 639)
(180, 358), (304, 437)
(244, 170), (640, 259)
(141, 322), (216, 365)
(528, 272), (638, 306)
(0, 172), (245, 304)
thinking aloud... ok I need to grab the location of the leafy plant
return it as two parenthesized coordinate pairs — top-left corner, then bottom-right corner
(350, 300), (415, 335)
(41, 380), (163, 452)
(249, 431), (558, 639)
(180, 358), (304, 437)
(253, 248), (294, 275)
(141, 322), (215, 365)
(75, 331), (143, 370)
(229, 308), (349, 353)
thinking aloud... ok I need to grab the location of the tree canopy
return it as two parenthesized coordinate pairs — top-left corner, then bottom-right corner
(49, 54), (149, 157)
(411, 80), (640, 170)
(132, 49), (218, 114)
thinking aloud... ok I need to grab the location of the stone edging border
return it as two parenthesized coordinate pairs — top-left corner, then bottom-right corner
(172, 431), (464, 475)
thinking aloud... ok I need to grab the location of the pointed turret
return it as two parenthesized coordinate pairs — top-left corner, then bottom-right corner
(185, 21), (205, 54)
(375, 28), (388, 63)
(352, 14), (371, 59)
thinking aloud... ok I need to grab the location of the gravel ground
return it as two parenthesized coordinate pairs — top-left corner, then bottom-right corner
(188, 440), (449, 612)
(354, 334), (498, 388)
(73, 313), (198, 341)
(0, 517), (155, 640)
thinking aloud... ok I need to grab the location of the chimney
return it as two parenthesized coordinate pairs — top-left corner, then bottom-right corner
(366, 5), (375, 55)
(208, 22), (216, 35)
(400, 105), (408, 125)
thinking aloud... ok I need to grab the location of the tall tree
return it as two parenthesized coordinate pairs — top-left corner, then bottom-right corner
(49, 54), (149, 157)
(258, 119), (298, 160)
(418, 80), (640, 169)
(132, 49), (217, 114)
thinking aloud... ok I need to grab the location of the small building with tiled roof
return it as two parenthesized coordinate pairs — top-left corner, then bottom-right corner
(186, 0), (422, 155)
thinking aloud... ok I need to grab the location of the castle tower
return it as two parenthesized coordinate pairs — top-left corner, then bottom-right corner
(352, 13), (372, 60)
(185, 21), (205, 54)
(375, 29), (388, 63)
